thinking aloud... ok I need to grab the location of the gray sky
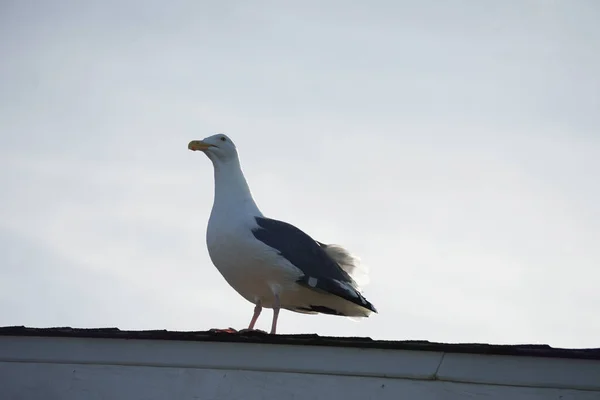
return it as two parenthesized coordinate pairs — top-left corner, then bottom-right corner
(1, 0), (599, 348)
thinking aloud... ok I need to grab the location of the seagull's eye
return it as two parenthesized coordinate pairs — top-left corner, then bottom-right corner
(220, 137), (227, 142)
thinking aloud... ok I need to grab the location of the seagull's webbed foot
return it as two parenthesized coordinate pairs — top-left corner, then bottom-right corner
(238, 328), (268, 334)
(209, 328), (238, 334)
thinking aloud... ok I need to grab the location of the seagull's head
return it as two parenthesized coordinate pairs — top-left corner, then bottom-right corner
(188, 133), (239, 164)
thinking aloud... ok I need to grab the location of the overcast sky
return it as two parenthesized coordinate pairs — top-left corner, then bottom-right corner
(1, 0), (599, 348)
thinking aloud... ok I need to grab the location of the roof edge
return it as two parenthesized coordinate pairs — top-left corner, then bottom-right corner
(1, 326), (599, 360)
(2, 331), (600, 391)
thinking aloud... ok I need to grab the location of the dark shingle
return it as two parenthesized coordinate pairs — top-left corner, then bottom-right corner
(1, 326), (599, 360)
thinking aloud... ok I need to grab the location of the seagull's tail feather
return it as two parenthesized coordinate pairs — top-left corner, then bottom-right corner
(317, 242), (370, 289)
(296, 275), (377, 317)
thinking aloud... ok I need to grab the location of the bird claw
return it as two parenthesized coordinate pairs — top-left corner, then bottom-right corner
(208, 328), (270, 335)
(209, 327), (238, 334)
(238, 328), (268, 334)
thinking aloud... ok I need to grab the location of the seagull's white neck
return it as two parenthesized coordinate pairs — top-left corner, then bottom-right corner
(209, 157), (262, 218)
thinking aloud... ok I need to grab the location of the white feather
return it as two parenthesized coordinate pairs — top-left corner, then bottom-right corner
(320, 244), (371, 289)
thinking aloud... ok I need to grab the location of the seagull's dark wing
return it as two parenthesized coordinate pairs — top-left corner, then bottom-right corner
(252, 216), (377, 313)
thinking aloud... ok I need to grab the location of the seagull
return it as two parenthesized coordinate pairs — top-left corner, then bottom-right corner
(189, 133), (377, 334)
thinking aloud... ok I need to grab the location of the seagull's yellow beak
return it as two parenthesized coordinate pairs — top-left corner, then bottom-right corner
(188, 140), (212, 151)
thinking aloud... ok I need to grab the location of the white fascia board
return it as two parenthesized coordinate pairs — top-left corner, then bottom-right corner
(0, 336), (442, 380)
(3, 362), (600, 400)
(438, 352), (600, 391)
(1, 335), (599, 391)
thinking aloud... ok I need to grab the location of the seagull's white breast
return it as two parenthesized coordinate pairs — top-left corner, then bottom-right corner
(206, 211), (302, 307)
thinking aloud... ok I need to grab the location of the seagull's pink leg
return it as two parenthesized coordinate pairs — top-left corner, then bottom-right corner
(270, 294), (280, 335)
(248, 301), (262, 330)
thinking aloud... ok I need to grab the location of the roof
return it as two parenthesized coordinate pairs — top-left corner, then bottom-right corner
(2, 326), (599, 360)
(2, 326), (600, 395)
